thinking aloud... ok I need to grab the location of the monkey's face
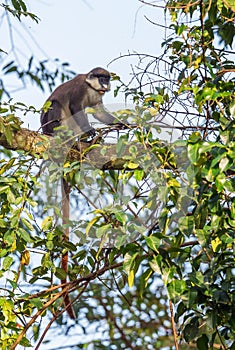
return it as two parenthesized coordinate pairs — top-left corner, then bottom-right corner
(97, 75), (110, 93)
(86, 68), (111, 94)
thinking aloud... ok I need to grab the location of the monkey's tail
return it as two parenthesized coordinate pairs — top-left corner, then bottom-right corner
(61, 268), (76, 319)
(61, 179), (76, 320)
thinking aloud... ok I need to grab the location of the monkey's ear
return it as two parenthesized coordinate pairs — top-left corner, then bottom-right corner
(86, 73), (101, 91)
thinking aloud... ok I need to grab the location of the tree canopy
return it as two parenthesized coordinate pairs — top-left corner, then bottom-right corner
(0, 1), (235, 349)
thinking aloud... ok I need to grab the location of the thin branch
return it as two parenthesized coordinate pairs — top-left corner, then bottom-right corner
(11, 260), (123, 350)
(10, 286), (70, 350)
(34, 281), (90, 350)
(144, 15), (170, 29)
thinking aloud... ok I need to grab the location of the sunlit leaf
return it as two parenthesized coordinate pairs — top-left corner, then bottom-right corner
(21, 250), (30, 265)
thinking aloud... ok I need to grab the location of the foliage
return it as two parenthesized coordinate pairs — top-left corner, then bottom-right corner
(0, 1), (235, 350)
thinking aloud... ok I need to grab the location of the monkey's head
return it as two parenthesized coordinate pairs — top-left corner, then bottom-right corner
(85, 67), (111, 95)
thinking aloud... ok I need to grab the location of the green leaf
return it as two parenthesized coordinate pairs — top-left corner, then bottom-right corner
(188, 142), (200, 164)
(134, 169), (144, 181)
(45, 238), (53, 251)
(145, 236), (160, 252)
(21, 218), (34, 232)
(123, 252), (139, 288)
(62, 240), (77, 251)
(86, 216), (100, 236)
(7, 278), (17, 289)
(116, 135), (128, 157)
(54, 267), (67, 280)
(7, 188), (16, 203)
(19, 0), (27, 12)
(31, 298), (43, 310)
(18, 227), (32, 243)
(0, 158), (15, 175)
(41, 252), (52, 269)
(139, 268), (153, 292)
(4, 230), (16, 246)
(149, 255), (162, 274)
(127, 161), (139, 169)
(96, 224), (111, 238)
(188, 132), (201, 143)
(114, 211), (127, 224)
(183, 317), (199, 342)
(41, 216), (53, 231)
(19, 337), (32, 347)
(0, 219), (6, 228)
(188, 287), (198, 308)
(33, 324), (40, 342)
(11, 0), (21, 11)
(0, 185), (9, 194)
(3, 256), (13, 270)
(167, 279), (187, 299)
(5, 125), (13, 145)
(178, 216), (195, 236)
(219, 156), (229, 171)
(0, 298), (15, 323)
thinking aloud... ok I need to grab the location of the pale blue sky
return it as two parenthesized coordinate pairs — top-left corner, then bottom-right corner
(30, 0), (163, 73)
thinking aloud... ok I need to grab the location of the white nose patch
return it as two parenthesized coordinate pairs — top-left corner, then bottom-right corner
(102, 84), (108, 89)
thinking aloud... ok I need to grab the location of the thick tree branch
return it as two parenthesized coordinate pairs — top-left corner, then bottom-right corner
(0, 128), (47, 154)
(0, 127), (133, 170)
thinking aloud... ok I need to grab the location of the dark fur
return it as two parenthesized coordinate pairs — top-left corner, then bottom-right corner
(40, 67), (114, 136)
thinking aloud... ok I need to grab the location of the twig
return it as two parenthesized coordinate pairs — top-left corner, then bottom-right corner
(35, 281), (89, 350)
(11, 260), (123, 349)
(10, 286), (70, 350)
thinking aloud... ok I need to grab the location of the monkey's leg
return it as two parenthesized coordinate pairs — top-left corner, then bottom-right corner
(61, 178), (75, 319)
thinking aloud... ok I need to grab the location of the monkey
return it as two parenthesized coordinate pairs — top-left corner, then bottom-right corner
(40, 67), (117, 138)
(41, 67), (121, 319)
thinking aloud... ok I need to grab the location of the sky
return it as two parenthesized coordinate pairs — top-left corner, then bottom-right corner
(29, 0), (163, 76)
(1, 0), (165, 130)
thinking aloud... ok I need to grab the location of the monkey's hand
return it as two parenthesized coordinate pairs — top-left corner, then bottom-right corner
(80, 127), (96, 140)
(87, 127), (96, 137)
(112, 122), (129, 129)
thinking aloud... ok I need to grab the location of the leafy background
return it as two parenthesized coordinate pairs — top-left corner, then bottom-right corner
(0, 1), (235, 349)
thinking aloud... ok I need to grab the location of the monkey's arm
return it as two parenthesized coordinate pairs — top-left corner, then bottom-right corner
(92, 103), (115, 124)
(68, 95), (97, 137)
(92, 103), (128, 128)
(69, 110), (95, 137)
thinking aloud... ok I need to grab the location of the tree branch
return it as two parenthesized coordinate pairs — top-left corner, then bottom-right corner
(0, 127), (133, 170)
